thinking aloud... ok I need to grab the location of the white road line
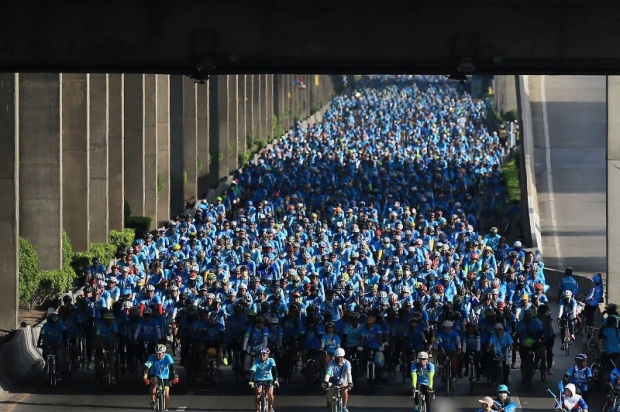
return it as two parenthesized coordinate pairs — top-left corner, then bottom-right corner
(540, 75), (563, 266)
(176, 407), (187, 412)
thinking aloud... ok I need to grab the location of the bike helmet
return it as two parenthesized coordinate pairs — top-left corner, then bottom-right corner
(48, 313), (59, 323)
(155, 344), (167, 354)
(442, 320), (453, 328)
(485, 309), (497, 318)
(520, 294), (529, 301)
(62, 295), (72, 304)
(565, 267), (574, 276)
(268, 315), (279, 325)
(563, 290), (573, 298)
(208, 312), (218, 324)
(534, 283), (544, 291)
(575, 354), (588, 363)
(593, 273), (602, 284)
(608, 303), (619, 313)
(260, 347), (270, 355)
(497, 384), (510, 395)
(143, 308), (153, 315)
(103, 312), (115, 320)
(146, 284), (156, 292)
(417, 351), (429, 360)
(334, 348), (345, 357)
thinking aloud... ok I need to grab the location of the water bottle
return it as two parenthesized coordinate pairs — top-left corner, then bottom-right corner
(506, 346), (512, 362)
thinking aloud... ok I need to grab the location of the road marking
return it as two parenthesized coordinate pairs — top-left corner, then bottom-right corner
(176, 407), (186, 412)
(540, 75), (563, 266)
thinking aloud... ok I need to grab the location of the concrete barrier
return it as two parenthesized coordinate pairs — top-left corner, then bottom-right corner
(0, 325), (44, 391)
(517, 75), (542, 251)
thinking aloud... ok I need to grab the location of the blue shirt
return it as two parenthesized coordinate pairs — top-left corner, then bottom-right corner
(145, 353), (174, 379)
(411, 361), (435, 387)
(250, 357), (276, 381)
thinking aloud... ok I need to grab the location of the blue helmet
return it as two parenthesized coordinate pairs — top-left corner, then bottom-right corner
(593, 273), (602, 284)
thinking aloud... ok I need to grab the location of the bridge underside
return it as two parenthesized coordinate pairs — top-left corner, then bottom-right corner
(4, 0), (620, 76)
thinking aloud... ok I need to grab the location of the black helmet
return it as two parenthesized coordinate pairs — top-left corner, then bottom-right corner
(565, 267), (574, 276)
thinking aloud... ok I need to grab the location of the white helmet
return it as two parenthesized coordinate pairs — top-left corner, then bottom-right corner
(442, 320), (454, 328)
(563, 290), (573, 298)
(417, 351), (429, 360)
(514, 241), (522, 248)
(334, 348), (345, 357)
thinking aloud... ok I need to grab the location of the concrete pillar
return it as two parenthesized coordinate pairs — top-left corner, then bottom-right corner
(196, 82), (209, 197)
(238, 75), (247, 166)
(208, 76), (225, 186)
(19, 73), (62, 270)
(62, 73), (90, 251)
(89, 74), (109, 243)
(266, 75), (274, 139)
(608, 76), (620, 301)
(108, 74), (124, 231)
(261, 74), (269, 140)
(124, 74), (145, 217)
(228, 75), (239, 173)
(144, 74), (158, 224)
(0, 74), (19, 330)
(156, 75), (171, 223)
(169, 76), (184, 213)
(183, 76), (198, 204)
(251, 74), (261, 144)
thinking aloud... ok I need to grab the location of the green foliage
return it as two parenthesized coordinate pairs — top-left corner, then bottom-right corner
(18, 237), (40, 306)
(109, 229), (136, 251)
(502, 155), (521, 203)
(284, 108), (293, 120)
(238, 152), (253, 166)
(197, 159), (204, 172)
(503, 109), (518, 122)
(125, 216), (152, 240)
(272, 115), (284, 139)
(157, 174), (165, 195)
(183, 171), (188, 184)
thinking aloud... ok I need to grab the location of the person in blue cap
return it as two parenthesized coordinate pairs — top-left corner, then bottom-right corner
(583, 273), (604, 334)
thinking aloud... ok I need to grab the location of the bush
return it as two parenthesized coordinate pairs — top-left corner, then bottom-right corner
(109, 229), (136, 251)
(504, 109), (518, 122)
(19, 237), (40, 306)
(502, 157), (521, 203)
(125, 216), (152, 240)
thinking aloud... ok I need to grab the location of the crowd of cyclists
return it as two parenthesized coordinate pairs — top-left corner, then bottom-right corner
(34, 75), (616, 412)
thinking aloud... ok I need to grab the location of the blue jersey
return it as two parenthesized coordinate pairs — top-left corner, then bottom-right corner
(250, 357), (276, 381)
(411, 361), (435, 387)
(565, 364), (593, 391)
(325, 359), (351, 384)
(360, 324), (383, 349)
(245, 326), (269, 348)
(40, 322), (67, 346)
(95, 320), (119, 342)
(145, 353), (174, 379)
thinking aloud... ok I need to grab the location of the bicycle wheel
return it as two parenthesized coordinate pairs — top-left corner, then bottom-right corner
(158, 388), (166, 412)
(49, 357), (56, 386)
(420, 394), (427, 412)
(367, 362), (374, 394)
(260, 393), (268, 412)
(565, 335), (570, 356)
(445, 361), (451, 396)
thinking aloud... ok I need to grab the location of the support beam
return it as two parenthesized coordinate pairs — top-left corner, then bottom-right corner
(0, 73), (19, 330)
(144, 74), (158, 223)
(124, 74), (145, 217)
(169, 75), (184, 213)
(108, 74), (124, 231)
(62, 73), (90, 251)
(19, 73), (62, 270)
(608, 76), (620, 302)
(238, 74), (247, 166)
(89, 73), (109, 243)
(266, 74), (274, 139)
(217, 75), (230, 180)
(183, 76), (198, 205)
(196, 82), (210, 197)
(228, 74), (239, 173)
(156, 75), (171, 223)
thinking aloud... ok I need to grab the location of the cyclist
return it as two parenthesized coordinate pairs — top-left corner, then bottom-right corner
(536, 304), (555, 376)
(555, 383), (588, 412)
(133, 307), (162, 358)
(557, 267), (579, 303)
(94, 311), (119, 382)
(598, 314), (620, 369)
(495, 385), (516, 411)
(37, 312), (68, 378)
(143, 344), (179, 411)
(558, 290), (578, 344)
(248, 347), (279, 412)
(434, 320), (461, 386)
(243, 317), (269, 377)
(487, 323), (513, 384)
(562, 354), (593, 404)
(583, 273), (604, 334)
(411, 351), (435, 412)
(515, 308), (542, 388)
(322, 348), (353, 412)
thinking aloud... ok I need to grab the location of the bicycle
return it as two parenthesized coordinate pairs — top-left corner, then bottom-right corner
(520, 346), (536, 390)
(412, 387), (434, 412)
(437, 349), (453, 395)
(46, 351), (57, 387)
(366, 348), (380, 393)
(602, 381), (620, 412)
(535, 341), (547, 382)
(464, 351), (478, 394)
(348, 349), (361, 388)
(559, 318), (572, 355)
(151, 376), (167, 412)
(77, 335), (88, 373)
(582, 327), (600, 360)
(327, 383), (346, 412)
(201, 347), (219, 388)
(100, 347), (114, 387)
(254, 381), (273, 412)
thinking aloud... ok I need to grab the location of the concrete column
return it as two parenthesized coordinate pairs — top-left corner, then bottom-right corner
(228, 75), (238, 173)
(124, 74), (145, 217)
(197, 82), (210, 196)
(89, 74), (109, 243)
(252, 74), (261, 144)
(183, 76), (198, 204)
(238, 74), (247, 165)
(608, 76), (620, 301)
(261, 74), (269, 140)
(266, 75), (274, 139)
(156, 75), (171, 223)
(0, 74), (19, 330)
(108, 74), (124, 231)
(208, 76), (225, 186)
(219, 76), (230, 179)
(144, 74), (158, 224)
(169, 76), (184, 213)
(62, 73), (90, 251)
(19, 73), (62, 270)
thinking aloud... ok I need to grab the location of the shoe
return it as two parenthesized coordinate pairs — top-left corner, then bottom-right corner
(511, 363), (517, 369)
(88, 362), (94, 370)
(150, 400), (156, 409)
(343, 408), (348, 412)
(571, 335), (575, 341)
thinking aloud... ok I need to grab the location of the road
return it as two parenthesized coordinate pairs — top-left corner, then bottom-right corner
(0, 76), (608, 411)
